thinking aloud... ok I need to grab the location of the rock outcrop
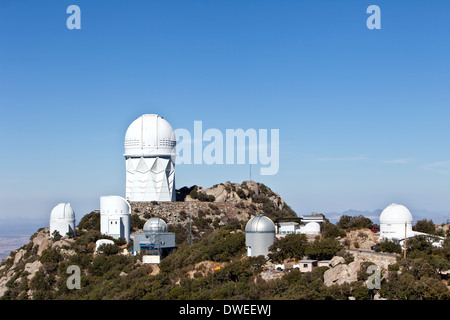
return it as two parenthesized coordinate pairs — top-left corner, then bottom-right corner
(130, 181), (296, 239)
(323, 250), (398, 287)
(0, 228), (76, 299)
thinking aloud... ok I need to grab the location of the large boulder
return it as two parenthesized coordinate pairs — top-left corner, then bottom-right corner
(24, 260), (43, 280)
(329, 256), (345, 268)
(324, 262), (358, 287)
(324, 251), (398, 287)
(32, 230), (52, 256)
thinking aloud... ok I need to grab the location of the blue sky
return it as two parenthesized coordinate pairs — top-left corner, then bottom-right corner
(1, 0), (450, 223)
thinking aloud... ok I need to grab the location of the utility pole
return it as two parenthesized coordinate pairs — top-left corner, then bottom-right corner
(403, 222), (407, 259)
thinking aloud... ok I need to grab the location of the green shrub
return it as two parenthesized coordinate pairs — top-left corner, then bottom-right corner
(77, 211), (100, 231)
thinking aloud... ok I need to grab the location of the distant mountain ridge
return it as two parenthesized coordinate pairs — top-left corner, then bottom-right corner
(326, 208), (449, 225)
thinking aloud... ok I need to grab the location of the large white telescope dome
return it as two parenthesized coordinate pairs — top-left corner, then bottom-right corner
(124, 114), (176, 157)
(380, 203), (413, 224)
(379, 203), (414, 241)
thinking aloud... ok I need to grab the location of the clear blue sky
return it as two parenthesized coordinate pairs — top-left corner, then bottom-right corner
(1, 0), (450, 223)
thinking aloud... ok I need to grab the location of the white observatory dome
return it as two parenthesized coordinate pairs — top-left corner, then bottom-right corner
(124, 114), (176, 157)
(379, 203), (414, 241)
(380, 203), (413, 224)
(100, 196), (131, 216)
(302, 222), (321, 234)
(144, 217), (168, 233)
(50, 203), (75, 221)
(100, 196), (131, 242)
(245, 215), (276, 233)
(49, 203), (76, 237)
(245, 215), (276, 257)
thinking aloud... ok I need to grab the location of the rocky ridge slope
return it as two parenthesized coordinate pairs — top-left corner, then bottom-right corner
(0, 181), (296, 299)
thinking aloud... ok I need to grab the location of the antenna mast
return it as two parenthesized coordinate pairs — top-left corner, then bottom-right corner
(188, 202), (192, 245)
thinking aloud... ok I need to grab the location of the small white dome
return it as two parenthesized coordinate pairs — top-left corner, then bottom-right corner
(124, 114), (176, 157)
(245, 215), (276, 233)
(303, 222), (320, 234)
(144, 217), (168, 233)
(380, 203), (413, 224)
(95, 239), (115, 251)
(50, 203), (75, 221)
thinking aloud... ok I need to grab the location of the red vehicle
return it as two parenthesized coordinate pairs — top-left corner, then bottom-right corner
(370, 227), (380, 233)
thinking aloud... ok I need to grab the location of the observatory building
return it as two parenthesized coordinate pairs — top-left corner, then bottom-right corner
(124, 114), (177, 202)
(300, 221), (321, 235)
(50, 203), (76, 238)
(379, 203), (414, 242)
(298, 215), (323, 235)
(133, 217), (176, 263)
(100, 196), (131, 243)
(276, 215), (323, 235)
(95, 239), (115, 252)
(245, 214), (276, 257)
(379, 203), (443, 247)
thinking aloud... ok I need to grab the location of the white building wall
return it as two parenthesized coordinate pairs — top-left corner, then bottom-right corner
(380, 221), (413, 241)
(125, 156), (175, 202)
(100, 196), (131, 242)
(50, 219), (75, 237)
(246, 232), (275, 257)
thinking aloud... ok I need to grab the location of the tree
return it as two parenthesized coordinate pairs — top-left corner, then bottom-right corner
(321, 221), (346, 239)
(407, 236), (433, 254)
(337, 215), (352, 230)
(376, 239), (402, 254)
(268, 234), (308, 263)
(51, 230), (61, 241)
(337, 215), (373, 230)
(413, 219), (435, 235)
(351, 281), (371, 300)
(77, 211), (100, 231)
(98, 243), (120, 255)
(306, 238), (342, 260)
(130, 214), (145, 230)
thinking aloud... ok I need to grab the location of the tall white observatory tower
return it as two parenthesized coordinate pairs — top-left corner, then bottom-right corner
(124, 114), (177, 202)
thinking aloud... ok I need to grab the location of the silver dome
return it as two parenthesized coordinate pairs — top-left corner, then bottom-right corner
(245, 215), (275, 233)
(143, 217), (168, 233)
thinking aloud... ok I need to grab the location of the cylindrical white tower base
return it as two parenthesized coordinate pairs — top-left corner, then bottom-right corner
(125, 156), (175, 202)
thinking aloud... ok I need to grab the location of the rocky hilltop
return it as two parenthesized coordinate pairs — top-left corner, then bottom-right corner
(130, 181), (296, 241)
(1, 181), (448, 300)
(0, 181), (297, 299)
